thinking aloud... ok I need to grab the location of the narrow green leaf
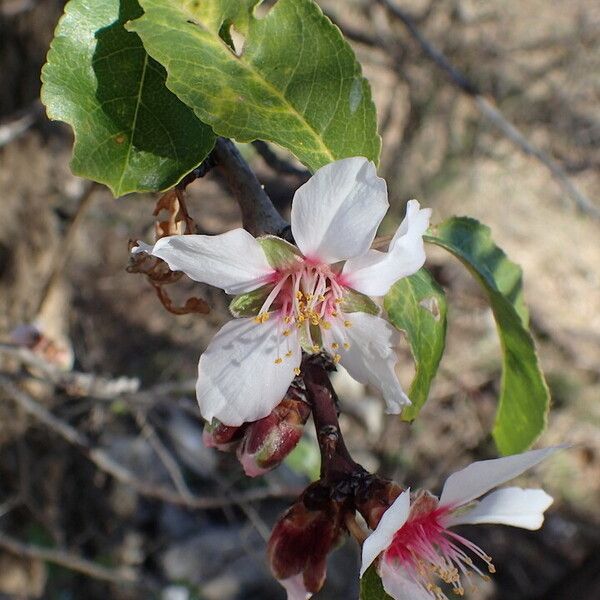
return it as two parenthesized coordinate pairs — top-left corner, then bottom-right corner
(41, 0), (215, 196)
(425, 217), (550, 454)
(384, 268), (447, 420)
(360, 565), (393, 600)
(129, 0), (381, 171)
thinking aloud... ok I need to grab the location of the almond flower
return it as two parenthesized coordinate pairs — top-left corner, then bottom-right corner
(134, 157), (431, 426)
(360, 447), (558, 599)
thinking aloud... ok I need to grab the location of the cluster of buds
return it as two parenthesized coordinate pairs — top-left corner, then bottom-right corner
(267, 472), (402, 599)
(203, 386), (310, 477)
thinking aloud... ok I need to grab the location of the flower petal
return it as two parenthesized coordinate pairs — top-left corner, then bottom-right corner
(335, 313), (410, 413)
(196, 316), (301, 426)
(379, 559), (435, 600)
(342, 200), (431, 296)
(361, 489), (411, 577)
(280, 574), (312, 600)
(439, 446), (561, 508)
(290, 157), (388, 263)
(133, 229), (274, 295)
(446, 487), (553, 530)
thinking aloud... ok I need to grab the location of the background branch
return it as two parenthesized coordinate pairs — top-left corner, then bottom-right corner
(377, 0), (600, 219)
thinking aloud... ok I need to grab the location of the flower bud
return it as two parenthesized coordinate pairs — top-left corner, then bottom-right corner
(355, 475), (404, 529)
(236, 392), (310, 477)
(268, 483), (342, 599)
(202, 418), (245, 451)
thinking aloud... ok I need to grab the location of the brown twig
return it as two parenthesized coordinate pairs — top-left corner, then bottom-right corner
(0, 374), (299, 511)
(0, 343), (140, 398)
(0, 100), (43, 147)
(377, 0), (600, 219)
(213, 138), (290, 238)
(0, 532), (155, 589)
(302, 358), (360, 481)
(36, 182), (99, 317)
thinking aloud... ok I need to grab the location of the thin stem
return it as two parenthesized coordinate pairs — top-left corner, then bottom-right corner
(302, 358), (359, 481)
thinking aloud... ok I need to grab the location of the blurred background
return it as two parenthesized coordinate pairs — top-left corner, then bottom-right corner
(0, 0), (599, 598)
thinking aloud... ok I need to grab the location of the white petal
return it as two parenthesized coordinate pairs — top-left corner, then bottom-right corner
(361, 489), (411, 577)
(439, 447), (561, 508)
(446, 487), (553, 530)
(342, 200), (431, 296)
(196, 316), (301, 426)
(337, 313), (410, 413)
(280, 574), (312, 600)
(379, 559), (435, 600)
(133, 229), (274, 295)
(290, 157), (388, 263)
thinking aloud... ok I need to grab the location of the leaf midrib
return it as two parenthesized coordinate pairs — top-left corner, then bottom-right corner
(116, 52), (149, 195)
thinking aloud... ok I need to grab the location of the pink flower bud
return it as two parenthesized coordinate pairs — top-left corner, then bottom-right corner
(202, 419), (245, 451)
(268, 484), (342, 598)
(237, 393), (310, 477)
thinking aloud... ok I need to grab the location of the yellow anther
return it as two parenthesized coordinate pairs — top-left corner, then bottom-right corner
(254, 312), (269, 324)
(274, 357), (283, 364)
(305, 293), (314, 301)
(343, 342), (350, 349)
(344, 320), (352, 328)
(285, 351), (293, 358)
(283, 329), (291, 336)
(331, 311), (338, 317)
(295, 291), (303, 300)
(331, 342), (339, 350)
(335, 297), (343, 304)
(294, 367), (301, 376)
(322, 321), (331, 330)
(311, 344), (320, 353)
(318, 294), (326, 302)
(487, 564), (496, 574)
(333, 353), (341, 363)
(284, 315), (292, 324)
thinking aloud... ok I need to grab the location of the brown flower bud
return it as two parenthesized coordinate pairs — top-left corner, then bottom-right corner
(355, 475), (404, 529)
(237, 393), (310, 477)
(268, 483), (343, 598)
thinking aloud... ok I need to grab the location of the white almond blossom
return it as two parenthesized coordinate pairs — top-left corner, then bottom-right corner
(361, 447), (559, 600)
(134, 157), (431, 426)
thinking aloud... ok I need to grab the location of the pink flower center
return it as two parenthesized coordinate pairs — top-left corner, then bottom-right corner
(385, 504), (495, 598)
(254, 259), (353, 367)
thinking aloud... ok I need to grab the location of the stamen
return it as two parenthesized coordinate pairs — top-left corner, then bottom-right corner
(343, 342), (350, 349)
(311, 344), (320, 353)
(274, 357), (283, 364)
(282, 329), (291, 336)
(344, 320), (352, 328)
(333, 353), (341, 363)
(293, 367), (301, 376)
(254, 312), (269, 324)
(331, 342), (339, 350)
(285, 351), (293, 358)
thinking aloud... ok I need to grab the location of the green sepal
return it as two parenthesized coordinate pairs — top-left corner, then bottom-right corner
(229, 284), (274, 317)
(258, 236), (302, 269)
(342, 288), (380, 315)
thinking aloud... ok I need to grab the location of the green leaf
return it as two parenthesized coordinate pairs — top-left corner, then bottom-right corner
(384, 268), (447, 421)
(41, 0), (215, 196)
(128, 0), (381, 171)
(425, 217), (550, 454)
(360, 565), (393, 600)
